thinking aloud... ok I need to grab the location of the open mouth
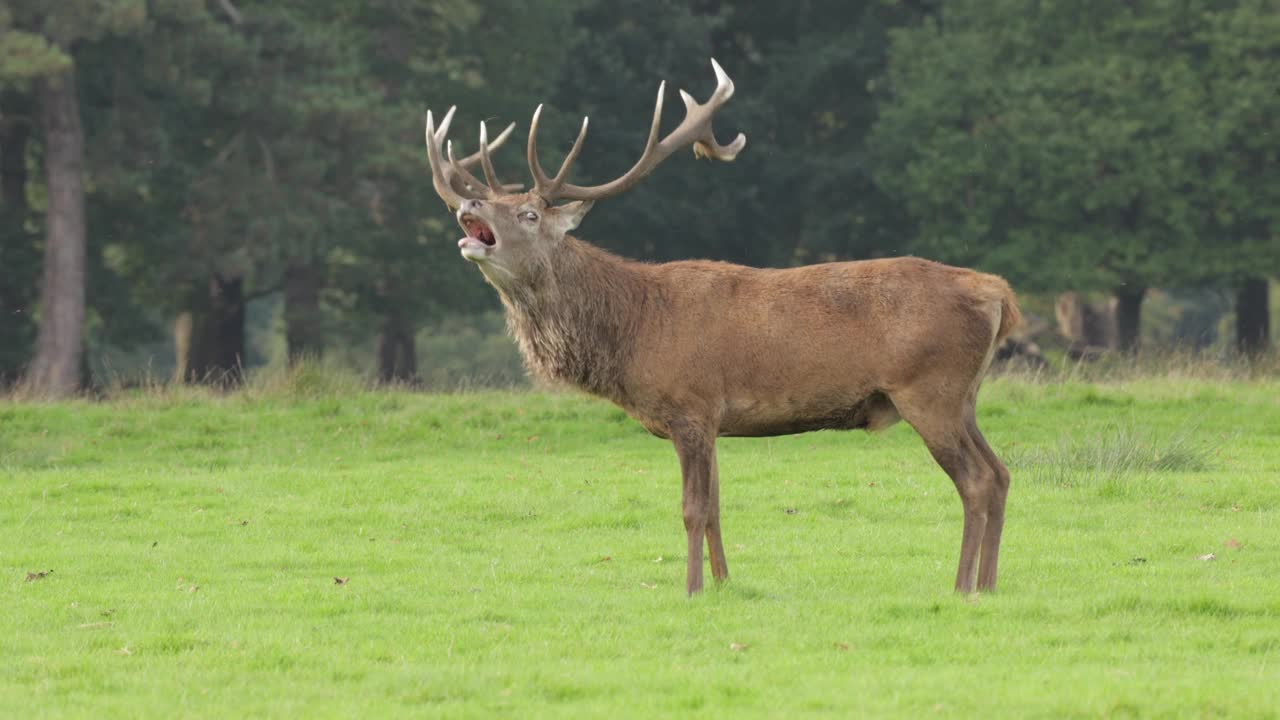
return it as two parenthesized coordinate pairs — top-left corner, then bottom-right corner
(459, 213), (496, 247)
(456, 212), (496, 261)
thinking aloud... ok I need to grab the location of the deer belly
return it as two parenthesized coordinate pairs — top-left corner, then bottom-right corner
(719, 391), (899, 437)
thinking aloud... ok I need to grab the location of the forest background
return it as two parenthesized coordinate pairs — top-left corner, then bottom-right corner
(2, 0), (1277, 396)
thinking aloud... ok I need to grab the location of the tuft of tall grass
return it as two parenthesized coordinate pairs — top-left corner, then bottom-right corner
(1010, 423), (1215, 487)
(239, 356), (368, 400)
(994, 346), (1280, 384)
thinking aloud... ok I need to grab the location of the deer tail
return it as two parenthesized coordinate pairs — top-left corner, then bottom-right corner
(996, 282), (1022, 343)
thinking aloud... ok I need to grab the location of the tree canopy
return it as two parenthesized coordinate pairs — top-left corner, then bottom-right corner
(871, 0), (1279, 348)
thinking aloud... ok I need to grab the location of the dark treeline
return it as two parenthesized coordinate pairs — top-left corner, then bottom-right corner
(1, 0), (1276, 396)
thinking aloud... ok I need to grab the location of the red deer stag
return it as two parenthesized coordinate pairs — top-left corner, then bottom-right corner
(423, 59), (1020, 596)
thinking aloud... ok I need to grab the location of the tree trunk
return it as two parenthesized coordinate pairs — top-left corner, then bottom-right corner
(1113, 286), (1146, 354)
(177, 274), (245, 384)
(377, 312), (417, 384)
(172, 311), (194, 384)
(1, 93), (29, 207)
(284, 259), (323, 366)
(21, 69), (86, 398)
(0, 97), (36, 386)
(1235, 276), (1271, 358)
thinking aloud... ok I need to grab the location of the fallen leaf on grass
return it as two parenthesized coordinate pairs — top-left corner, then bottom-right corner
(640, 582), (656, 590)
(1225, 538), (1242, 550)
(729, 643), (748, 652)
(1197, 553), (1216, 561)
(653, 556), (664, 563)
(334, 577), (349, 586)
(25, 570), (52, 582)
(834, 642), (850, 651)
(598, 556), (612, 563)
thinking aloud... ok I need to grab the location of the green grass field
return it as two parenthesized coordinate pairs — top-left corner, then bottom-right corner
(3, 376), (1279, 717)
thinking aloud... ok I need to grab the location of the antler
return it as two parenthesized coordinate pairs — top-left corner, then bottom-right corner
(526, 58), (746, 204)
(424, 106), (518, 209)
(423, 59), (745, 210)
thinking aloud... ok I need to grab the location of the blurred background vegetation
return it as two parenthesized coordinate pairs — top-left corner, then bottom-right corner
(2, 0), (1277, 395)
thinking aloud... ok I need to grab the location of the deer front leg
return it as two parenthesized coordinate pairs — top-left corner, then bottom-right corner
(672, 424), (717, 596)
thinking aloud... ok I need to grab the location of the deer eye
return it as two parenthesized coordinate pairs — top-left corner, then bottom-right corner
(519, 210), (538, 223)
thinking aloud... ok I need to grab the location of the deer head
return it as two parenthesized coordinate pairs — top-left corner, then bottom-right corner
(423, 59), (746, 282)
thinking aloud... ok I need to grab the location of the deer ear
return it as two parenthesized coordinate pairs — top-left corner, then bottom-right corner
(553, 200), (594, 233)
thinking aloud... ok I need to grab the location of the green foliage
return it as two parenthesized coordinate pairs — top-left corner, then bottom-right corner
(0, 27), (69, 83)
(68, 0), (588, 370)
(415, 311), (526, 389)
(873, 0), (1280, 292)
(547, 0), (934, 267)
(0, 0), (148, 80)
(2, 379), (1280, 715)
(541, 0), (736, 262)
(712, 0), (935, 264)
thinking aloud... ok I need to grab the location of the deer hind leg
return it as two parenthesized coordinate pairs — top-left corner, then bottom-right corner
(705, 451), (729, 584)
(892, 391), (996, 594)
(967, 417), (1010, 591)
(672, 423), (718, 596)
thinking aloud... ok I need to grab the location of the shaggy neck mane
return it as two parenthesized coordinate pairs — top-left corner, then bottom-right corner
(494, 237), (652, 401)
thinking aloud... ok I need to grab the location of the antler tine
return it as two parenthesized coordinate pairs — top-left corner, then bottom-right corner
(526, 105), (555, 196)
(478, 121), (505, 193)
(644, 81), (667, 157)
(691, 58), (745, 160)
(551, 116), (590, 190)
(710, 57), (735, 102)
(455, 121), (516, 185)
(473, 122), (522, 192)
(425, 109), (466, 209)
(482, 121), (517, 157)
(434, 106), (457, 143)
(530, 58), (746, 204)
(447, 140), (490, 196)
